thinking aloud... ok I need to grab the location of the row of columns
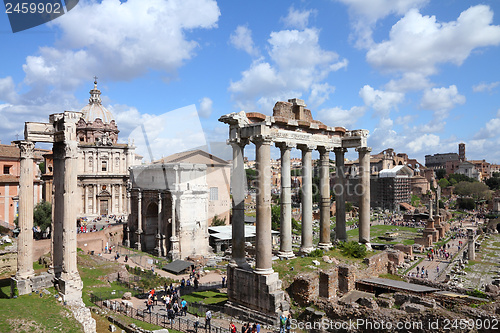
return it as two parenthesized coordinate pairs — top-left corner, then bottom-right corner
(82, 183), (126, 215)
(16, 138), (83, 299)
(230, 139), (372, 275)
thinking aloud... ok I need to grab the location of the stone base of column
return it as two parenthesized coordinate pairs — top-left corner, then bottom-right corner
(254, 267), (274, 275)
(168, 236), (180, 260)
(124, 239), (130, 248)
(318, 242), (332, 250)
(299, 246), (314, 254)
(227, 265), (288, 322)
(229, 258), (252, 270)
(11, 277), (31, 296)
(277, 251), (295, 259)
(58, 273), (83, 303)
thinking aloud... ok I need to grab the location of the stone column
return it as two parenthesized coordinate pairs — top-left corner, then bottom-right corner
(92, 184), (97, 215)
(318, 147), (332, 249)
(16, 141), (35, 285)
(110, 184), (115, 215)
(277, 143), (294, 258)
(334, 147), (347, 241)
(467, 228), (475, 260)
(155, 192), (163, 256)
(299, 145), (314, 253)
(136, 190), (143, 251)
(84, 185), (88, 215)
(60, 140), (84, 301)
(118, 185), (123, 215)
(169, 194), (180, 259)
(52, 143), (64, 278)
(253, 136), (273, 274)
(356, 147), (372, 245)
(230, 140), (248, 267)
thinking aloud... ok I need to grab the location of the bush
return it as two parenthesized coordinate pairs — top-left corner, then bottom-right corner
(308, 249), (324, 257)
(338, 241), (367, 258)
(467, 289), (488, 299)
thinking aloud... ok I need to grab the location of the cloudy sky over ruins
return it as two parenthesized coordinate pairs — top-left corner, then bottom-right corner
(1, 0), (500, 163)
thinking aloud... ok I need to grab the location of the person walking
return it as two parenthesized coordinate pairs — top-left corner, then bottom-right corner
(205, 309), (212, 331)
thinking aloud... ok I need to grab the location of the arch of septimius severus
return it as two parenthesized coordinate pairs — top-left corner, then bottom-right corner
(219, 98), (371, 319)
(13, 111), (95, 332)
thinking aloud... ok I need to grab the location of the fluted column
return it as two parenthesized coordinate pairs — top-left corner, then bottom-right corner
(318, 147), (332, 249)
(230, 140), (248, 267)
(169, 194), (180, 259)
(136, 190), (143, 251)
(52, 143), (64, 277)
(92, 184), (97, 215)
(356, 147), (372, 244)
(155, 192), (163, 256)
(62, 141), (80, 277)
(334, 147), (347, 241)
(253, 136), (273, 274)
(16, 141), (35, 281)
(118, 185), (123, 215)
(84, 185), (88, 215)
(277, 143), (294, 258)
(299, 145), (314, 253)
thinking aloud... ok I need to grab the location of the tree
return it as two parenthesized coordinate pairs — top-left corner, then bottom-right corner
(485, 175), (500, 190)
(33, 201), (52, 231)
(245, 169), (257, 189)
(438, 178), (450, 188)
(435, 168), (446, 180)
(271, 205), (281, 230)
(449, 173), (475, 184)
(211, 215), (226, 226)
(454, 181), (491, 201)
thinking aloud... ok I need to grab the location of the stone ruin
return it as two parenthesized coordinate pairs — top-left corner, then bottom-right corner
(12, 112), (96, 332)
(219, 98), (371, 322)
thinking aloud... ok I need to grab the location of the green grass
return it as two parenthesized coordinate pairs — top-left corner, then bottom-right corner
(0, 288), (84, 333)
(347, 225), (421, 244)
(379, 273), (404, 281)
(182, 290), (227, 305)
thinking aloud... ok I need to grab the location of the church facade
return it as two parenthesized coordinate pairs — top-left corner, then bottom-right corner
(43, 81), (140, 219)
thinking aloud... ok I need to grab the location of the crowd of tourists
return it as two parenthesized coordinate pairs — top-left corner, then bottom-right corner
(229, 321), (262, 333)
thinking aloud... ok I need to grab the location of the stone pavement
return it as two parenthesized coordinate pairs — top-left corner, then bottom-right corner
(406, 215), (481, 281)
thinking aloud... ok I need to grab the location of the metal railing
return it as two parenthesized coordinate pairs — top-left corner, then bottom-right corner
(91, 293), (230, 333)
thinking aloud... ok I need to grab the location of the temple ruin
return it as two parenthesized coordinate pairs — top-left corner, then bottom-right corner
(13, 111), (96, 332)
(219, 98), (371, 319)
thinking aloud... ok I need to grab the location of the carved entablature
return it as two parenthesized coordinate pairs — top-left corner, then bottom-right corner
(218, 98), (368, 150)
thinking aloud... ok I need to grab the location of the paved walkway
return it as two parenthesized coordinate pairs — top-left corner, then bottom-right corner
(406, 215), (481, 281)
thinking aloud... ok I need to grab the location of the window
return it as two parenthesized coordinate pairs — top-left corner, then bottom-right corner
(101, 161), (107, 172)
(210, 187), (218, 201)
(3, 165), (11, 174)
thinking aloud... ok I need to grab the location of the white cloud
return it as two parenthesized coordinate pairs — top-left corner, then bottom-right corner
(420, 85), (465, 119)
(406, 133), (440, 153)
(230, 28), (347, 111)
(359, 85), (404, 116)
(384, 72), (432, 92)
(366, 6), (500, 76)
(335, 0), (429, 47)
(229, 25), (259, 57)
(281, 6), (316, 30)
(473, 109), (500, 140)
(309, 83), (335, 107)
(316, 105), (366, 128)
(0, 77), (18, 104)
(198, 97), (213, 118)
(23, 0), (221, 90)
(472, 81), (500, 93)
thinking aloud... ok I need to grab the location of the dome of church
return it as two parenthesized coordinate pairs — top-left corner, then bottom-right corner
(80, 79), (115, 124)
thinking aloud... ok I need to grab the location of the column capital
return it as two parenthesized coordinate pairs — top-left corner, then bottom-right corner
(317, 146), (332, 154)
(333, 147), (348, 154)
(18, 141), (35, 159)
(297, 143), (316, 152)
(251, 135), (273, 145)
(275, 142), (295, 151)
(355, 146), (372, 153)
(229, 138), (249, 147)
(64, 141), (79, 158)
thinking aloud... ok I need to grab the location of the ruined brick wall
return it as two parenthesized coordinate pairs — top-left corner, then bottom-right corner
(287, 274), (319, 306)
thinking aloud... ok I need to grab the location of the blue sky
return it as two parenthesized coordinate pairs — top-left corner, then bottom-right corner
(1, 0), (500, 164)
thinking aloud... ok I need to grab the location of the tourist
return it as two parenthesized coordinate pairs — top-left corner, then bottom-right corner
(181, 298), (187, 316)
(194, 277), (199, 289)
(222, 276), (226, 288)
(255, 322), (260, 333)
(286, 314), (292, 333)
(194, 313), (200, 332)
(279, 313), (287, 333)
(146, 297), (153, 314)
(229, 321), (236, 333)
(205, 309), (212, 331)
